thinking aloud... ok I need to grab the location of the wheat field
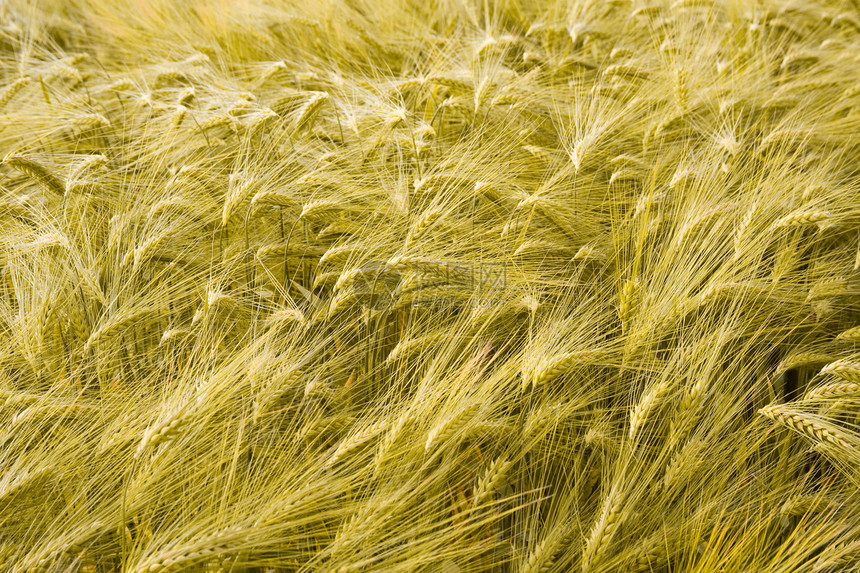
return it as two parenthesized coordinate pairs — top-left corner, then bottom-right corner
(1, 0), (859, 571)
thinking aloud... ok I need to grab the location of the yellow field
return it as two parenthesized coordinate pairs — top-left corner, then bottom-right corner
(1, 1), (859, 571)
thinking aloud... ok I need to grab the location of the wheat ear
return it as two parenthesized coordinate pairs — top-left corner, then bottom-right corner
(135, 409), (192, 458)
(836, 325), (860, 341)
(327, 419), (388, 467)
(84, 309), (151, 351)
(518, 519), (570, 573)
(668, 377), (707, 443)
(734, 202), (758, 255)
(804, 382), (860, 401)
(526, 350), (608, 387)
(820, 359), (860, 384)
(618, 279), (639, 332)
(776, 352), (835, 374)
(759, 404), (852, 450)
(663, 438), (706, 491)
(581, 484), (625, 572)
(473, 457), (512, 506)
(373, 411), (415, 472)
(0, 77), (30, 110)
(629, 380), (671, 440)
(67, 153), (107, 189)
(2, 153), (65, 196)
(222, 175), (255, 225)
(293, 92), (329, 133)
(132, 527), (245, 573)
(406, 208), (444, 247)
(773, 209), (831, 228)
(425, 403), (480, 453)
